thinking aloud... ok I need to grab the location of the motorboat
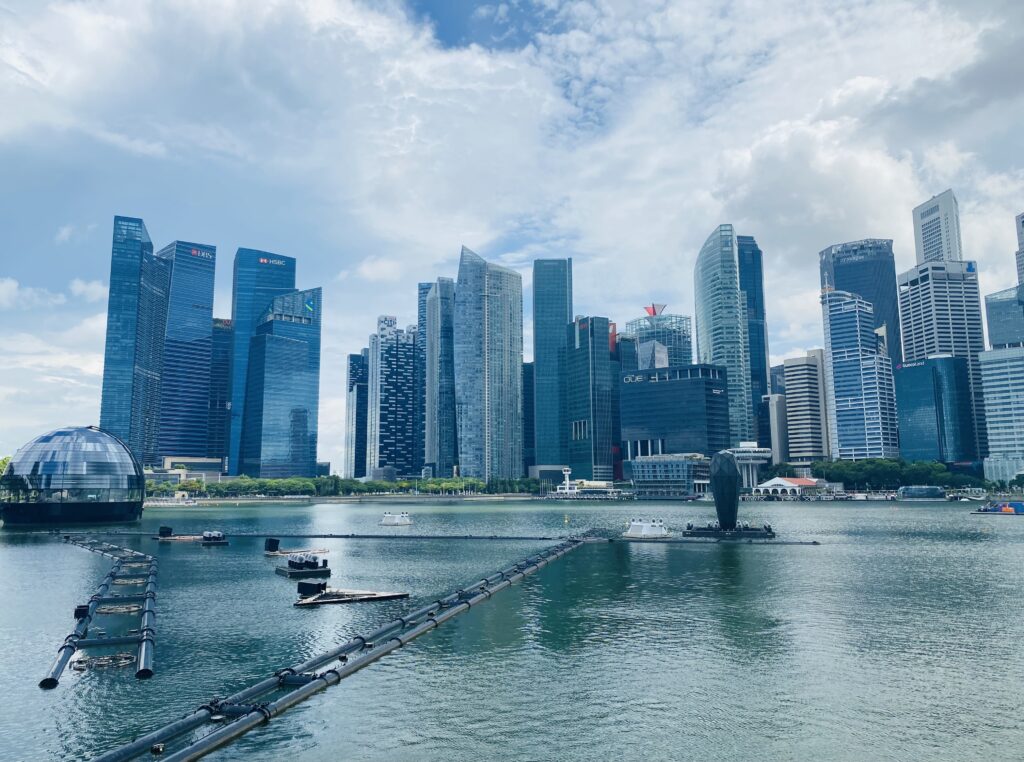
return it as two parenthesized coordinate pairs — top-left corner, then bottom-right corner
(380, 511), (413, 526)
(622, 518), (670, 539)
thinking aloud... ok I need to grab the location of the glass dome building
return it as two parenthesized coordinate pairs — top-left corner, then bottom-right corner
(0, 426), (145, 526)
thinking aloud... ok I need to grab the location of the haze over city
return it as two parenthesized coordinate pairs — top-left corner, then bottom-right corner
(1, 0), (1022, 473)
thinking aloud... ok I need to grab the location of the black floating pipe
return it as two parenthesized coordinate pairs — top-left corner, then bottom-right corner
(135, 563), (158, 679)
(94, 538), (582, 762)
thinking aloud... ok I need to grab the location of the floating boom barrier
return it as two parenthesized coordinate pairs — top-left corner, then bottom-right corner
(39, 538), (158, 689)
(93, 537), (583, 762)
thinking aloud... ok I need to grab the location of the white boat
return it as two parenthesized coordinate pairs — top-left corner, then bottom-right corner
(380, 511), (413, 526)
(622, 518), (670, 539)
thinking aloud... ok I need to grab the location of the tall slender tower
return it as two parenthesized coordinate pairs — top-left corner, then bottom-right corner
(695, 224), (752, 445)
(532, 258), (572, 467)
(425, 278), (458, 477)
(207, 318), (233, 465)
(414, 282), (431, 474)
(1015, 212), (1024, 286)
(344, 349), (369, 479)
(737, 235), (771, 446)
(454, 247), (523, 481)
(367, 317), (418, 477)
(783, 349), (831, 468)
(913, 189), (963, 265)
(100, 216), (170, 466)
(565, 316), (617, 481)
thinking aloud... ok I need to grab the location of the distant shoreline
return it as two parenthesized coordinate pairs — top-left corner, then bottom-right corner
(145, 494), (543, 508)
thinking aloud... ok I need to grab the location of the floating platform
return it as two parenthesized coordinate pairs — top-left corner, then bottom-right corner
(275, 566), (331, 579)
(294, 588), (409, 607)
(264, 548), (329, 557)
(682, 527), (776, 540)
(153, 535), (229, 546)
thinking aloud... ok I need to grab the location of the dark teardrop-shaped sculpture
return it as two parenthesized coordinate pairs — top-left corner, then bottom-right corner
(710, 450), (741, 530)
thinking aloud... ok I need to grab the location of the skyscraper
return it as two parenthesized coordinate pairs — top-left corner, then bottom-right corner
(155, 241), (216, 459)
(620, 305), (692, 368)
(454, 247), (523, 481)
(227, 249), (296, 474)
(344, 350), (369, 479)
(240, 288), (322, 477)
(414, 282), (431, 474)
(207, 318), (233, 464)
(425, 278), (458, 477)
(367, 317), (418, 477)
(532, 258), (572, 467)
(737, 235), (771, 445)
(565, 316), (617, 481)
(819, 239), (902, 364)
(980, 347), (1024, 483)
(100, 216), (170, 466)
(913, 189), (963, 265)
(522, 362), (535, 476)
(695, 224), (752, 445)
(767, 394), (788, 464)
(821, 290), (899, 461)
(1015, 213), (1024, 285)
(898, 259), (986, 457)
(986, 285), (1024, 349)
(894, 356), (976, 463)
(783, 349), (831, 468)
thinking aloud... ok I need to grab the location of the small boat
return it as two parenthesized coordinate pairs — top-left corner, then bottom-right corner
(264, 547), (329, 557)
(972, 501), (1024, 515)
(622, 518), (670, 539)
(293, 581), (409, 606)
(380, 511), (413, 526)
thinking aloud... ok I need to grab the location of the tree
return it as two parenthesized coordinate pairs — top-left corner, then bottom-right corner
(0, 455), (10, 475)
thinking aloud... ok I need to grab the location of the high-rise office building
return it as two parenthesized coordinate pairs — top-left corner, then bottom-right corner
(344, 350), (369, 479)
(414, 282), (431, 474)
(913, 189), (963, 265)
(894, 356), (976, 463)
(227, 249), (296, 474)
(1015, 213), (1024, 285)
(898, 259), (986, 457)
(767, 394), (788, 464)
(619, 365), (730, 458)
(207, 318), (233, 464)
(819, 239), (902, 364)
(565, 316), (618, 481)
(425, 278), (458, 478)
(695, 224), (752, 445)
(822, 290), (899, 460)
(522, 362), (535, 477)
(980, 347), (1024, 483)
(783, 349), (830, 468)
(100, 216), (170, 466)
(532, 258), (572, 467)
(454, 247), (523, 481)
(620, 305), (692, 368)
(985, 285), (1024, 349)
(367, 316), (418, 477)
(155, 241), (216, 459)
(737, 235), (771, 445)
(770, 363), (786, 395)
(240, 288), (322, 477)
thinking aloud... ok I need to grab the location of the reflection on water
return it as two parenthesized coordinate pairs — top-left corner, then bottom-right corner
(2, 500), (1024, 760)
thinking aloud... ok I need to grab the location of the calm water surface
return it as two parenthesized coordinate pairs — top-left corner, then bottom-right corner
(1, 499), (1022, 760)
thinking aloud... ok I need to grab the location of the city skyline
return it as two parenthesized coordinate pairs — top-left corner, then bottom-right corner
(2, 1), (1023, 473)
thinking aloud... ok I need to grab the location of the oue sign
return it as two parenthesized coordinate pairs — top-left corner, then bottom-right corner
(622, 375), (648, 384)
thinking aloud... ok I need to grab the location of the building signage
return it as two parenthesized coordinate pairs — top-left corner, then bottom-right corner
(190, 248), (214, 259)
(258, 257), (286, 266)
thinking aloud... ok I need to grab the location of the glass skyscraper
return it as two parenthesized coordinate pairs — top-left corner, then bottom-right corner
(100, 216), (170, 466)
(894, 356), (976, 463)
(227, 249), (296, 474)
(425, 278), (457, 477)
(985, 285), (1024, 349)
(737, 235), (770, 446)
(454, 247), (523, 481)
(239, 288), (322, 478)
(819, 239), (902, 364)
(619, 305), (692, 368)
(367, 317), (418, 477)
(695, 224), (752, 445)
(532, 258), (572, 467)
(821, 290), (899, 461)
(207, 317), (233, 464)
(155, 241), (216, 459)
(344, 350), (369, 479)
(522, 362), (535, 476)
(565, 316), (617, 481)
(414, 282), (431, 474)
(981, 347), (1024, 483)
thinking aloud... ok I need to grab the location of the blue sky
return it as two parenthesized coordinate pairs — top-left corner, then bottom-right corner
(1, 0), (1022, 470)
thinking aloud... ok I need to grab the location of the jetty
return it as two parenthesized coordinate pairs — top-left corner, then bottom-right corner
(294, 582), (409, 606)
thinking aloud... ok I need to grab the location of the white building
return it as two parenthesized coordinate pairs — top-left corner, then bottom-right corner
(783, 349), (830, 468)
(913, 189), (963, 265)
(753, 476), (824, 498)
(729, 441), (771, 489)
(981, 346), (1024, 483)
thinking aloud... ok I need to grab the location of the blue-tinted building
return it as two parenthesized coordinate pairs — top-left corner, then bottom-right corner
(368, 317), (418, 477)
(985, 285), (1024, 349)
(414, 282), (431, 473)
(155, 241), (216, 459)
(565, 316), (618, 481)
(894, 356), (976, 463)
(738, 235), (771, 445)
(819, 239), (902, 363)
(523, 362), (535, 476)
(207, 318), (232, 464)
(227, 249), (296, 474)
(100, 216), (170, 466)
(532, 258), (572, 467)
(239, 288), (321, 478)
(425, 278), (458, 477)
(344, 350), (369, 479)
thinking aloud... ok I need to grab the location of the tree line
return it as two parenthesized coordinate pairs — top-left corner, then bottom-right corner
(762, 459), (986, 491)
(146, 474), (543, 498)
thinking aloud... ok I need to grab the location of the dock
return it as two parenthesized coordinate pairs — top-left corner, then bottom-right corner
(275, 566), (331, 579)
(294, 588), (410, 607)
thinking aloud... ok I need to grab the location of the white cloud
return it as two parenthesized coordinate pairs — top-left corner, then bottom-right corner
(55, 224), (74, 243)
(69, 278), (107, 302)
(0, 277), (67, 309)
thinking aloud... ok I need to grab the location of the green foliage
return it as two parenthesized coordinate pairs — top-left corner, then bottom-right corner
(144, 474), (502, 498)
(0, 455), (10, 475)
(809, 459), (985, 490)
(761, 462), (797, 479)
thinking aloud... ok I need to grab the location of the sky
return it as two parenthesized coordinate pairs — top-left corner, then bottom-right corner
(1, 0), (1022, 471)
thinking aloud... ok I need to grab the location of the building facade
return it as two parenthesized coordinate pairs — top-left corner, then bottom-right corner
(783, 350), (830, 468)
(228, 249), (296, 474)
(155, 241), (216, 460)
(619, 364), (730, 459)
(425, 278), (458, 477)
(414, 282), (431, 474)
(981, 347), (1024, 483)
(894, 356), (976, 463)
(767, 393), (788, 464)
(737, 235), (771, 447)
(367, 316), (418, 477)
(522, 362), (535, 476)
(626, 454), (710, 498)
(100, 216), (170, 466)
(239, 288), (322, 477)
(454, 247), (523, 481)
(821, 290), (899, 461)
(985, 285), (1024, 349)
(695, 224), (752, 445)
(1015, 212), (1024, 285)
(207, 317), (233, 464)
(913, 189), (963, 265)
(344, 350), (369, 479)
(898, 259), (986, 457)
(532, 258), (573, 467)
(565, 316), (618, 481)
(819, 239), (902, 364)
(620, 305), (692, 368)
